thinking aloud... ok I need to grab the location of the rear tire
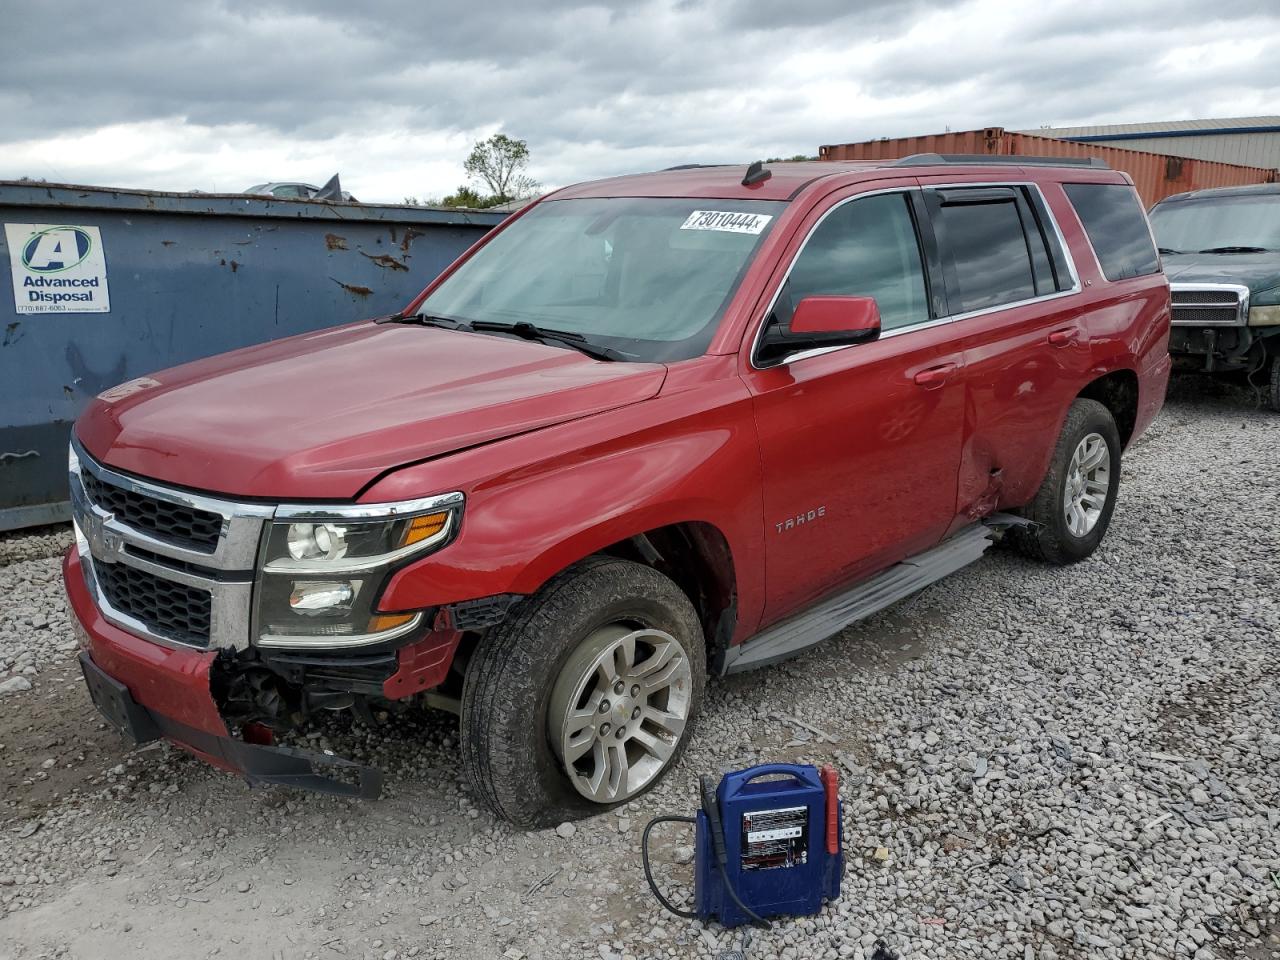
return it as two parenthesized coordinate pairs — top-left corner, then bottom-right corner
(1269, 354), (1280, 412)
(460, 556), (705, 828)
(1011, 398), (1121, 565)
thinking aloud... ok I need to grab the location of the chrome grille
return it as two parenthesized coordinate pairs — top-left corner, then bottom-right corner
(96, 561), (212, 647)
(70, 440), (272, 651)
(80, 469), (223, 552)
(1172, 306), (1239, 325)
(1170, 283), (1248, 327)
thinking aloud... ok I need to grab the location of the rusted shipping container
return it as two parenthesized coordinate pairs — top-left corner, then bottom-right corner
(819, 127), (1279, 205)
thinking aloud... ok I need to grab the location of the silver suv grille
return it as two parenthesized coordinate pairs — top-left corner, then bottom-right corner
(70, 441), (272, 651)
(95, 560), (213, 647)
(80, 469), (224, 553)
(1170, 283), (1249, 327)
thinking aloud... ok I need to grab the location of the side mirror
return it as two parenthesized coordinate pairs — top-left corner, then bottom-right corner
(758, 295), (881, 366)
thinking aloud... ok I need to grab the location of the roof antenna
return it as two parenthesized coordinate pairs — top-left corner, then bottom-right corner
(742, 160), (772, 187)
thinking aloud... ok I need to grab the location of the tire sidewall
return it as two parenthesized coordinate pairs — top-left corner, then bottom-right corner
(1044, 405), (1122, 561)
(462, 560), (705, 826)
(527, 592), (701, 818)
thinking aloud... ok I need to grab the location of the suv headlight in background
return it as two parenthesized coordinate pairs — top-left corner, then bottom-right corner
(255, 493), (463, 648)
(1247, 305), (1280, 326)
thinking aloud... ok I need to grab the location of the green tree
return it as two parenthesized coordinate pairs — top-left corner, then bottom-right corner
(440, 184), (489, 208)
(463, 134), (540, 205)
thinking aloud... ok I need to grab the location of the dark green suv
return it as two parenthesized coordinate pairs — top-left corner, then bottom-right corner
(1149, 183), (1280, 409)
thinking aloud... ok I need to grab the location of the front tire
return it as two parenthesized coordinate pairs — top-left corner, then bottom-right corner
(460, 556), (705, 828)
(1011, 398), (1121, 565)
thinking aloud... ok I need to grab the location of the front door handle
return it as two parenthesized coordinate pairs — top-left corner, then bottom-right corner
(1048, 327), (1079, 347)
(913, 361), (958, 389)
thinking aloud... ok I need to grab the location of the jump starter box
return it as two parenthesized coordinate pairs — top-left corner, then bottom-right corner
(694, 762), (843, 927)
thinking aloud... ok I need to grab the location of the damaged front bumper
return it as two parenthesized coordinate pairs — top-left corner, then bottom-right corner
(80, 650), (382, 798)
(65, 549), (382, 799)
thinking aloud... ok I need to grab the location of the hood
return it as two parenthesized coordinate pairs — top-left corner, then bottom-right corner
(1163, 252), (1280, 300)
(76, 322), (666, 499)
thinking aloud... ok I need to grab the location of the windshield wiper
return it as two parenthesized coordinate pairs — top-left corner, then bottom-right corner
(470, 320), (627, 362)
(377, 314), (626, 361)
(1157, 247), (1183, 255)
(1197, 245), (1271, 254)
(375, 312), (474, 330)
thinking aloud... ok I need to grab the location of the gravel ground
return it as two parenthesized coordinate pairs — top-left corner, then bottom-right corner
(1, 379), (1278, 960)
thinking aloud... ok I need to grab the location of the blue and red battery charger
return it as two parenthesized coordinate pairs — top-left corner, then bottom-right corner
(642, 762), (843, 929)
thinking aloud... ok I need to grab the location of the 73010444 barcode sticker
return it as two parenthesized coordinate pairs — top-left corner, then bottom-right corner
(679, 210), (773, 235)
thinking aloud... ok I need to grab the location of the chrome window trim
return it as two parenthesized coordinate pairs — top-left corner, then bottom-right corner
(1169, 282), (1250, 327)
(749, 181), (1083, 370)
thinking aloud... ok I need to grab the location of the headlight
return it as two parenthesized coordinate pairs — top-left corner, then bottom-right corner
(266, 512), (453, 572)
(1248, 305), (1280, 326)
(255, 493), (462, 648)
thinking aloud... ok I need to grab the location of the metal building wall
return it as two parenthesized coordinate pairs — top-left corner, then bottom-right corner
(818, 127), (1279, 205)
(1058, 133), (1280, 171)
(0, 183), (506, 531)
(1029, 118), (1280, 170)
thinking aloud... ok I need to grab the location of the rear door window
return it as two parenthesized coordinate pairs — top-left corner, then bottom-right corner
(926, 187), (1050, 314)
(1064, 183), (1160, 281)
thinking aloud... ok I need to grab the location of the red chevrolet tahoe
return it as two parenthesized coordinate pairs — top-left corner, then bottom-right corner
(64, 156), (1171, 826)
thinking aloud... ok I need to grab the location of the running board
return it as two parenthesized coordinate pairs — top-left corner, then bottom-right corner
(720, 522), (1002, 676)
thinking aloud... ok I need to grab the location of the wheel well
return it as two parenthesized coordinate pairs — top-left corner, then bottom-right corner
(598, 522), (737, 664)
(1078, 369), (1138, 446)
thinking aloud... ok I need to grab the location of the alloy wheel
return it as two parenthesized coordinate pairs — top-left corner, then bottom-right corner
(548, 623), (692, 804)
(1063, 432), (1111, 537)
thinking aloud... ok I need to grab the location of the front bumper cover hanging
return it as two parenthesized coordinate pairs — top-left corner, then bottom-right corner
(80, 651), (383, 799)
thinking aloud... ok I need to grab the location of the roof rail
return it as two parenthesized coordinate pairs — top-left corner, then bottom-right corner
(893, 153), (1110, 169)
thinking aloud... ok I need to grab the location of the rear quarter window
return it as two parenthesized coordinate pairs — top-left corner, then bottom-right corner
(1064, 183), (1160, 282)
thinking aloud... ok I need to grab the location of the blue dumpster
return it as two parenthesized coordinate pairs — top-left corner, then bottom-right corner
(0, 181), (506, 531)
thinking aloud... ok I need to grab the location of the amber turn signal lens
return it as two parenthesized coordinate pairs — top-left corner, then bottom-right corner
(367, 612), (416, 633)
(399, 511), (449, 547)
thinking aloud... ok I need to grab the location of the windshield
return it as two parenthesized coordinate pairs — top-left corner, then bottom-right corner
(415, 197), (785, 362)
(1149, 194), (1280, 253)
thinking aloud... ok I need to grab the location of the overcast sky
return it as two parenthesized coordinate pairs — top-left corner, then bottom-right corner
(3, 0), (1278, 203)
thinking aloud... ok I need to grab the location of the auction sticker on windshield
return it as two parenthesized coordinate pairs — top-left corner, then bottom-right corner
(680, 210), (773, 235)
(5, 223), (110, 314)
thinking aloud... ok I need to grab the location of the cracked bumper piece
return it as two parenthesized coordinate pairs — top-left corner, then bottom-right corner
(65, 548), (382, 799)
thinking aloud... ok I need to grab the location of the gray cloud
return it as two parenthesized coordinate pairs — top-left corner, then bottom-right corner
(3, 0), (1279, 199)
(4, 0), (959, 138)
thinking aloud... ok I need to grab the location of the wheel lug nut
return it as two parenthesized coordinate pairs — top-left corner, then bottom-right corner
(615, 726), (626, 738)
(599, 722), (611, 737)
(599, 700), (610, 713)
(631, 707), (640, 719)
(613, 681), (625, 695)
(630, 685), (640, 697)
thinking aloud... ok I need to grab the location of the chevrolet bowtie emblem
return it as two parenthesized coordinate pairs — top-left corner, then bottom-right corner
(84, 513), (123, 561)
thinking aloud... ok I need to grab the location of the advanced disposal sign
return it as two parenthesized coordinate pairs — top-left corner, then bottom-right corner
(5, 223), (110, 313)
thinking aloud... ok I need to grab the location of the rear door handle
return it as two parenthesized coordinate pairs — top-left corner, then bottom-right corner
(1048, 327), (1079, 347)
(913, 361), (958, 389)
